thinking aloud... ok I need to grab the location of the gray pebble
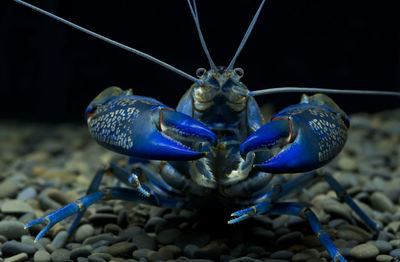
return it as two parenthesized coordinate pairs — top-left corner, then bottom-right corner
(276, 231), (303, 247)
(350, 243), (379, 259)
(175, 231), (211, 249)
(144, 217), (168, 233)
(1, 200), (34, 214)
(107, 241), (136, 257)
(291, 249), (320, 262)
(390, 248), (400, 258)
(90, 252), (112, 261)
(184, 244), (200, 258)
(368, 240), (393, 253)
(75, 224), (95, 243)
(70, 247), (92, 260)
(88, 254), (106, 262)
(0, 221), (26, 240)
(159, 245), (181, 257)
(3, 253), (28, 262)
(147, 248), (174, 262)
(194, 240), (228, 260)
(51, 230), (69, 249)
(88, 213), (118, 225)
(132, 249), (152, 260)
(229, 257), (262, 262)
(33, 250), (51, 262)
(371, 191), (396, 213)
(37, 189), (62, 210)
(1, 240), (36, 257)
(17, 186), (37, 201)
(82, 233), (115, 245)
(51, 248), (70, 262)
(156, 228), (181, 245)
(77, 258), (89, 262)
(132, 233), (157, 250)
(376, 254), (394, 262)
(270, 250), (293, 260)
(118, 226), (143, 241)
(103, 223), (121, 235)
(186, 259), (214, 262)
(0, 180), (19, 198)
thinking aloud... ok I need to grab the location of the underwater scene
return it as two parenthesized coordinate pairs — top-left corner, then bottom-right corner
(1, 1), (400, 262)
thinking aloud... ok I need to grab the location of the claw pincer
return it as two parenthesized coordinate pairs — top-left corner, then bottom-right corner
(241, 94), (349, 173)
(86, 87), (216, 160)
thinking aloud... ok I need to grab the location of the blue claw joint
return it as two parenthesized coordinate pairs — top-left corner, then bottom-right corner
(241, 94), (349, 173)
(85, 87), (217, 161)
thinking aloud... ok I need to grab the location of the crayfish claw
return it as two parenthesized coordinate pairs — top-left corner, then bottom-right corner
(86, 87), (217, 161)
(241, 94), (349, 173)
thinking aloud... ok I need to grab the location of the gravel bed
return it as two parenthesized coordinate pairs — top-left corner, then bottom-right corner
(0, 109), (400, 262)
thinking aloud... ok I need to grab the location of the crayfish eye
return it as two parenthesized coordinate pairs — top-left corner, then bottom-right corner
(233, 67), (244, 78)
(196, 68), (207, 78)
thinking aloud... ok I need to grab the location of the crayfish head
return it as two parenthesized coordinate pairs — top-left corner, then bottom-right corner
(192, 66), (249, 112)
(85, 86), (133, 124)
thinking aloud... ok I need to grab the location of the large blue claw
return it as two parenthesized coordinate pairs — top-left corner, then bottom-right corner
(241, 94), (349, 173)
(86, 87), (217, 161)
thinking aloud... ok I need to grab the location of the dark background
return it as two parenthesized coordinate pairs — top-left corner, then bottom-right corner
(1, 0), (400, 123)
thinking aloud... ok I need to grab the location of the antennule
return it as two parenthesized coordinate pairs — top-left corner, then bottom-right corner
(14, 0), (202, 85)
(247, 87), (400, 97)
(187, 0), (218, 71)
(227, 0), (266, 71)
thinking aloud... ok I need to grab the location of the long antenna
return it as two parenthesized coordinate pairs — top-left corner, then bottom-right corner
(187, 0), (218, 71)
(234, 86), (400, 97)
(14, 0), (202, 85)
(227, 0), (266, 71)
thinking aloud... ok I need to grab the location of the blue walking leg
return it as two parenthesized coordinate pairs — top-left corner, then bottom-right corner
(229, 171), (318, 223)
(322, 171), (380, 232)
(269, 202), (346, 262)
(25, 191), (105, 242)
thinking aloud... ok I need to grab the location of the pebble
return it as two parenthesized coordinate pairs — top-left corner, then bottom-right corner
(371, 191), (396, 213)
(107, 242), (136, 257)
(3, 253), (28, 262)
(156, 228), (181, 245)
(376, 254), (394, 262)
(88, 254), (107, 262)
(1, 200), (34, 214)
(51, 230), (69, 249)
(75, 224), (95, 242)
(368, 240), (393, 253)
(33, 250), (51, 262)
(70, 247), (92, 260)
(131, 233), (157, 250)
(1, 240), (36, 257)
(16, 187), (37, 201)
(350, 243), (379, 259)
(88, 214), (118, 225)
(291, 249), (320, 262)
(270, 250), (293, 260)
(229, 257), (262, 262)
(132, 249), (152, 260)
(0, 221), (26, 240)
(390, 248), (400, 258)
(82, 233), (115, 245)
(0, 180), (19, 199)
(103, 223), (122, 235)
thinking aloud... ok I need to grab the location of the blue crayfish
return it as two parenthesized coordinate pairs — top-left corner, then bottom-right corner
(15, 1), (400, 261)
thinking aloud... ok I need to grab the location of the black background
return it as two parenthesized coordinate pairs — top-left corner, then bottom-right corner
(1, 0), (400, 123)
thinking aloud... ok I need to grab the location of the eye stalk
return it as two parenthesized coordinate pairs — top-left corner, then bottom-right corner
(233, 68), (244, 78)
(196, 68), (207, 78)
